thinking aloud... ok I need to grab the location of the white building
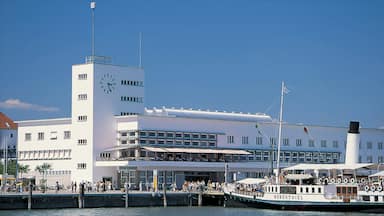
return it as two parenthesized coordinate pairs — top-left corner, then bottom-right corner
(16, 57), (384, 189)
(0, 112), (17, 161)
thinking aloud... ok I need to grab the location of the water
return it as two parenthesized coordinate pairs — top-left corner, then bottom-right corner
(0, 207), (379, 216)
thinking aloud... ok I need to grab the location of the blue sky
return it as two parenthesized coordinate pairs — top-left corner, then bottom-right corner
(0, 0), (383, 128)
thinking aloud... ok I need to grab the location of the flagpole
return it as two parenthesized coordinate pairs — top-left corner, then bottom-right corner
(276, 81), (285, 184)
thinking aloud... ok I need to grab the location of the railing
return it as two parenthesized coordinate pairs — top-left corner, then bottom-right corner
(85, 55), (112, 64)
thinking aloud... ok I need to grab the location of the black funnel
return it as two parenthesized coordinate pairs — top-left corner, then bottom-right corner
(348, 121), (360, 134)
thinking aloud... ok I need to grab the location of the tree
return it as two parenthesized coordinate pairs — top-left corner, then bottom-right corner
(35, 163), (52, 174)
(35, 163), (52, 192)
(18, 164), (30, 178)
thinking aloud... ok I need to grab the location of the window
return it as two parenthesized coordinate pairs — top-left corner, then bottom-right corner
(378, 142), (383, 150)
(121, 140), (127, 144)
(378, 156), (384, 163)
(270, 137), (276, 146)
(121, 80), (144, 87)
(38, 132), (44, 140)
(77, 163), (87, 169)
(320, 140), (327, 148)
(25, 133), (32, 141)
(332, 140), (339, 148)
(242, 136), (249, 144)
(308, 139), (315, 147)
(50, 131), (58, 140)
(167, 133), (174, 138)
(64, 131), (71, 139)
(78, 139), (87, 145)
(208, 134), (216, 140)
(367, 155), (373, 163)
(256, 137), (263, 145)
(78, 115), (87, 121)
(120, 96), (144, 103)
(283, 138), (289, 146)
(367, 142), (372, 149)
(78, 94), (87, 100)
(78, 74), (87, 80)
(296, 139), (302, 147)
(227, 136), (234, 144)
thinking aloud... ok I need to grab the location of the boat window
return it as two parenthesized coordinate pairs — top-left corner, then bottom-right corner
(375, 196), (378, 202)
(312, 187), (315, 193)
(306, 187), (309, 193)
(300, 187), (303, 193)
(280, 186), (296, 194)
(318, 188), (322, 193)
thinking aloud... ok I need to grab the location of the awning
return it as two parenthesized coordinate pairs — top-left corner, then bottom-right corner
(369, 170), (384, 177)
(237, 178), (266, 185)
(142, 146), (251, 155)
(282, 163), (376, 171)
(285, 174), (313, 180)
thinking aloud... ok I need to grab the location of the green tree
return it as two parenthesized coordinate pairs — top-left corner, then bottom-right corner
(18, 164), (30, 178)
(35, 163), (52, 192)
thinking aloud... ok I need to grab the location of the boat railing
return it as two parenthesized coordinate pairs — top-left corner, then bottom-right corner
(233, 188), (264, 197)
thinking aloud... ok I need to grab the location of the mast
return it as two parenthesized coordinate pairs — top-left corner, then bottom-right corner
(276, 81), (286, 184)
(139, 32), (143, 68)
(91, 1), (96, 57)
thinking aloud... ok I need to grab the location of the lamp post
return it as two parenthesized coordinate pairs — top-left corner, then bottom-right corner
(2, 122), (11, 193)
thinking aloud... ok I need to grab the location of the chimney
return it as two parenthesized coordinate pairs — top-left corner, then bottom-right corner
(345, 121), (360, 165)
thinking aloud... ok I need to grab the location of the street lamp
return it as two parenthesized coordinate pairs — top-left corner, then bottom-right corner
(2, 122), (10, 192)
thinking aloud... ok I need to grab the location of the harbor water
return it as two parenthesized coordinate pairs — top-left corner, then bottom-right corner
(0, 207), (380, 216)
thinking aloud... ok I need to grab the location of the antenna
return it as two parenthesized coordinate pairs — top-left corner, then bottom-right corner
(139, 32), (143, 68)
(90, 1), (96, 57)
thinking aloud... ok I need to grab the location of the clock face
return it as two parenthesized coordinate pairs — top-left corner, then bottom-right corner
(99, 73), (116, 94)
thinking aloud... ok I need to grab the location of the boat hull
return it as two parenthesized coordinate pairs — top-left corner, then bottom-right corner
(224, 193), (384, 213)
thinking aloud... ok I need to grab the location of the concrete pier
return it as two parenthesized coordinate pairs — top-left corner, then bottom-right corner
(0, 191), (223, 210)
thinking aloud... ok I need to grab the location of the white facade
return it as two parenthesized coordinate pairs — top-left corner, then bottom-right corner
(16, 59), (384, 188)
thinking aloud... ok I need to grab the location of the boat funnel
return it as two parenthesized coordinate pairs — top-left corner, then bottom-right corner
(345, 121), (360, 165)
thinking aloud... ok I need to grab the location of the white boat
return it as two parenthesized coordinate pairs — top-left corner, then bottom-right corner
(224, 82), (384, 213)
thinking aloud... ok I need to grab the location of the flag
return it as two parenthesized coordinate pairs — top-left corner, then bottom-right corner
(304, 127), (308, 134)
(255, 124), (262, 135)
(283, 84), (290, 94)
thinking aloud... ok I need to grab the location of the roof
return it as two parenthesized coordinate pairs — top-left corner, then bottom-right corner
(142, 146), (251, 155)
(285, 174), (313, 180)
(143, 107), (272, 122)
(237, 178), (266, 185)
(369, 170), (384, 177)
(103, 146), (251, 155)
(0, 112), (17, 129)
(282, 163), (377, 171)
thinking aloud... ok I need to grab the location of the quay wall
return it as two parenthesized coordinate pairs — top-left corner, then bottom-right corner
(0, 192), (223, 210)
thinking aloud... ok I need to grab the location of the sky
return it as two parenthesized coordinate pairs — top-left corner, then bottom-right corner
(0, 0), (383, 128)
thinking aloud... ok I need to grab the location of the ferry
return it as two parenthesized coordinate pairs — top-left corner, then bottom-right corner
(224, 82), (384, 213)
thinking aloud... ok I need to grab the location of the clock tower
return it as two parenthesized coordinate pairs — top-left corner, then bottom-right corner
(70, 57), (144, 183)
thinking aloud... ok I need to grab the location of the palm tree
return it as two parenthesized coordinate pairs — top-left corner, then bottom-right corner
(18, 164), (30, 178)
(35, 163), (52, 192)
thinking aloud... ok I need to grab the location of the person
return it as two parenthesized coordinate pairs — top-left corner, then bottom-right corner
(56, 181), (60, 193)
(74, 181), (77, 192)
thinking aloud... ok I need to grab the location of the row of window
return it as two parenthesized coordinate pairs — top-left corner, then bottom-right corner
(121, 130), (218, 141)
(78, 115), (88, 121)
(135, 139), (216, 147)
(44, 170), (71, 176)
(78, 74), (87, 80)
(78, 139), (87, 145)
(25, 131), (71, 141)
(120, 96), (144, 103)
(360, 142), (384, 150)
(361, 155), (384, 163)
(77, 163), (87, 169)
(249, 150), (339, 163)
(120, 112), (139, 116)
(230, 136), (342, 149)
(78, 94), (88, 100)
(18, 149), (72, 160)
(121, 80), (144, 87)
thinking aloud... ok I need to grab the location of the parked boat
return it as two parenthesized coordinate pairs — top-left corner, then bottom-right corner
(224, 82), (384, 212)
